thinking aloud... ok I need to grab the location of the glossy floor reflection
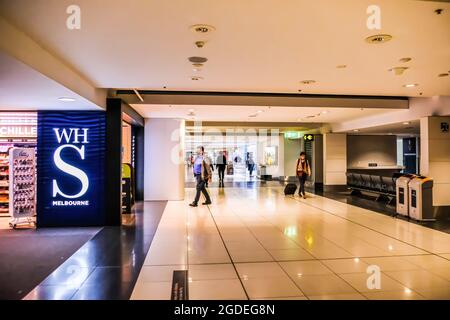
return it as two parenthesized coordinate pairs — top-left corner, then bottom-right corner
(132, 186), (450, 300)
(24, 201), (166, 300)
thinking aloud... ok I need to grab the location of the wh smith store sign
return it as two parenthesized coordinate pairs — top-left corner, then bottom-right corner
(37, 112), (106, 227)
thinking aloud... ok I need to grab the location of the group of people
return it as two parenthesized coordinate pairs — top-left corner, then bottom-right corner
(189, 147), (311, 207)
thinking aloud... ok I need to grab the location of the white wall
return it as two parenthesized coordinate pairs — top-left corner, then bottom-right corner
(323, 133), (347, 185)
(420, 116), (450, 206)
(144, 118), (185, 201)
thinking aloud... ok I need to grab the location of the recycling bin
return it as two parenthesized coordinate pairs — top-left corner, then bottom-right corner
(408, 176), (434, 221)
(396, 174), (416, 217)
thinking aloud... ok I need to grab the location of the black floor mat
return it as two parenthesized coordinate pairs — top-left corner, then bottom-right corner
(0, 226), (100, 300)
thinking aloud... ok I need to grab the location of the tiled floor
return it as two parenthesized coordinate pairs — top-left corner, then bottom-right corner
(23, 201), (166, 300)
(131, 186), (450, 300)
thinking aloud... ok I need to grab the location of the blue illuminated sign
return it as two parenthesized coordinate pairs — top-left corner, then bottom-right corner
(37, 112), (106, 227)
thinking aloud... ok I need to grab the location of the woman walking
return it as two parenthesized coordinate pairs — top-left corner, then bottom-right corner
(296, 152), (311, 199)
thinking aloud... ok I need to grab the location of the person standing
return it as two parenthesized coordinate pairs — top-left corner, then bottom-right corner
(190, 146), (212, 207)
(247, 154), (255, 177)
(216, 151), (227, 187)
(296, 152), (311, 199)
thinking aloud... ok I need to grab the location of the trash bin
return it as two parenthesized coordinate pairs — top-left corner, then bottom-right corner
(408, 176), (434, 221)
(396, 174), (416, 217)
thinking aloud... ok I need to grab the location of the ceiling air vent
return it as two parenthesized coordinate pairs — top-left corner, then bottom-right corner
(188, 56), (208, 63)
(365, 34), (393, 44)
(190, 24), (215, 34)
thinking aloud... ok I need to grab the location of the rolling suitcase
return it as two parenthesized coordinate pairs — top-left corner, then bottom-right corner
(284, 183), (297, 195)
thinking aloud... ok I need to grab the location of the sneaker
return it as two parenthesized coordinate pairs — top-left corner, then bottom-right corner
(202, 201), (212, 205)
(189, 202), (198, 207)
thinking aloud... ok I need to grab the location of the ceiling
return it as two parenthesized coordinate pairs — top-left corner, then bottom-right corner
(1, 0), (449, 97)
(0, 52), (102, 110)
(346, 119), (421, 135)
(132, 104), (400, 123)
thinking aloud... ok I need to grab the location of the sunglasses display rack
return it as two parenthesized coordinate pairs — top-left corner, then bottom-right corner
(8, 147), (36, 228)
(0, 145), (12, 217)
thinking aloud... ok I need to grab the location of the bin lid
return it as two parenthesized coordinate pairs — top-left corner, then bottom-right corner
(411, 176), (433, 183)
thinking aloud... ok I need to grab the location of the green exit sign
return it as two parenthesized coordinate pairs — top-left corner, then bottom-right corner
(284, 132), (301, 139)
(303, 134), (315, 141)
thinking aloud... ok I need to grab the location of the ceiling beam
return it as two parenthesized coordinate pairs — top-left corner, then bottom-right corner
(116, 90), (409, 109)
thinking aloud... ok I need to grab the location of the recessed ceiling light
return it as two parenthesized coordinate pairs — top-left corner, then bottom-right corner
(188, 109), (195, 112)
(389, 67), (408, 76)
(399, 57), (412, 63)
(300, 80), (316, 85)
(438, 73), (449, 77)
(403, 121), (411, 125)
(336, 65), (347, 69)
(58, 97), (76, 102)
(190, 76), (203, 81)
(403, 83), (418, 88)
(365, 34), (393, 44)
(353, 129), (360, 132)
(321, 111), (329, 114)
(193, 68), (201, 72)
(257, 110), (263, 113)
(190, 24), (215, 34)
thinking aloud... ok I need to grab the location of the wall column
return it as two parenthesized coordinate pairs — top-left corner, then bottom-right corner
(420, 116), (450, 207)
(323, 133), (347, 189)
(144, 118), (185, 201)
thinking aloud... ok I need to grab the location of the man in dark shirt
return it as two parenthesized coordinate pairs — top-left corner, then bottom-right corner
(216, 151), (227, 187)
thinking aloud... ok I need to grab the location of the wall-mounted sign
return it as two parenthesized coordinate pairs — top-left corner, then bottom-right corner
(0, 125), (37, 138)
(441, 122), (449, 133)
(303, 134), (315, 141)
(37, 111), (106, 227)
(284, 132), (302, 139)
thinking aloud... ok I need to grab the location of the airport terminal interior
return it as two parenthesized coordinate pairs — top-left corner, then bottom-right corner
(0, 0), (450, 302)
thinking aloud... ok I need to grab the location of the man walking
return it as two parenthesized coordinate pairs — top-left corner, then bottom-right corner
(190, 146), (212, 207)
(216, 151), (227, 187)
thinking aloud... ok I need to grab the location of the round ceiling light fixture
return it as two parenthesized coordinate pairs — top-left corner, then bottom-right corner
(403, 83), (418, 88)
(190, 24), (215, 34)
(365, 34), (393, 44)
(300, 80), (316, 85)
(188, 56), (208, 63)
(389, 67), (409, 76)
(58, 97), (76, 102)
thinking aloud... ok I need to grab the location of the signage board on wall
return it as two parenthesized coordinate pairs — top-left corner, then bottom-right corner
(0, 125), (37, 138)
(37, 112), (106, 227)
